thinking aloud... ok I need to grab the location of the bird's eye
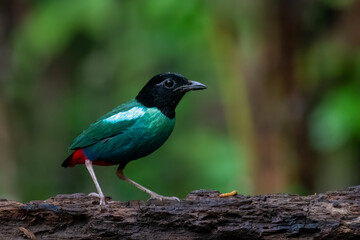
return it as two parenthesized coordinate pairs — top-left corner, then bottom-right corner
(164, 79), (175, 89)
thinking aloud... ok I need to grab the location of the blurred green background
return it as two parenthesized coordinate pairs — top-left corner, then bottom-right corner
(0, 0), (359, 202)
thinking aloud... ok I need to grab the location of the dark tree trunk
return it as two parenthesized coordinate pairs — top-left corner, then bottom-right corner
(0, 186), (359, 239)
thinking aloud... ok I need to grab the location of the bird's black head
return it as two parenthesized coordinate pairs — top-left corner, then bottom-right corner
(136, 72), (207, 119)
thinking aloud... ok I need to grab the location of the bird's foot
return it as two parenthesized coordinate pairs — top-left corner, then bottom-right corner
(88, 192), (100, 198)
(88, 192), (107, 206)
(148, 193), (180, 202)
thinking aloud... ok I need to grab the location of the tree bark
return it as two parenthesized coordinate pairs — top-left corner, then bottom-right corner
(0, 186), (359, 240)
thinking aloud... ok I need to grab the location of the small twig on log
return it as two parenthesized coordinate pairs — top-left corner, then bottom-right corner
(0, 186), (359, 239)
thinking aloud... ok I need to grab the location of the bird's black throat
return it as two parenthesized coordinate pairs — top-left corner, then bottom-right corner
(136, 92), (185, 119)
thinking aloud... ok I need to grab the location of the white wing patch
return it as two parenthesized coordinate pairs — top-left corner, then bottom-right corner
(103, 107), (145, 123)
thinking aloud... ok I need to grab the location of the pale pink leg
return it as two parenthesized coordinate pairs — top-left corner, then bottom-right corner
(116, 167), (180, 201)
(85, 159), (106, 206)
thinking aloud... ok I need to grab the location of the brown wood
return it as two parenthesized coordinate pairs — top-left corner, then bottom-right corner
(1, 186), (359, 239)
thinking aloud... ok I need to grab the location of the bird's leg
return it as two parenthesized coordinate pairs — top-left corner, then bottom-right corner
(85, 159), (106, 206)
(116, 167), (180, 202)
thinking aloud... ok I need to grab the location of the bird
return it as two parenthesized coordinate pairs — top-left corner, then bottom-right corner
(62, 72), (207, 205)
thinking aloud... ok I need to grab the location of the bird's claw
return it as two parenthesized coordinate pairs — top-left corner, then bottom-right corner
(88, 192), (107, 206)
(88, 192), (100, 198)
(149, 194), (180, 202)
(98, 199), (106, 207)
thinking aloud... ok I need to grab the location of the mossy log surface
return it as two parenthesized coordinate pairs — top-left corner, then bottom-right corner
(0, 186), (359, 239)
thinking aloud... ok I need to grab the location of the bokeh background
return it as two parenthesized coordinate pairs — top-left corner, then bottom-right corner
(0, 0), (359, 202)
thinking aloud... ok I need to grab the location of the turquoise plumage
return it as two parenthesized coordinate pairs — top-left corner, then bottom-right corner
(70, 99), (175, 167)
(70, 99), (142, 150)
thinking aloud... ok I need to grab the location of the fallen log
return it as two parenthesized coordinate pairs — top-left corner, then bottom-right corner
(0, 186), (359, 239)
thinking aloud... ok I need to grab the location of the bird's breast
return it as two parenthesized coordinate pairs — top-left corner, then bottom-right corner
(130, 108), (175, 153)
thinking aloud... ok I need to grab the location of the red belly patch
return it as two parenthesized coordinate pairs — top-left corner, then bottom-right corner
(68, 149), (116, 167)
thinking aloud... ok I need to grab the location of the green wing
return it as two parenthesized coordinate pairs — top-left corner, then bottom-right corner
(69, 99), (145, 150)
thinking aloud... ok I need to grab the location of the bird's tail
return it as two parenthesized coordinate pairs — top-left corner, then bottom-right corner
(61, 153), (73, 168)
(62, 149), (86, 168)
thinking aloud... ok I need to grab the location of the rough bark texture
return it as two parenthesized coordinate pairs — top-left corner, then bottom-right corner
(0, 186), (359, 240)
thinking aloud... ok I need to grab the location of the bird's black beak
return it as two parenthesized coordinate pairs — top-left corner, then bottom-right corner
(176, 80), (207, 92)
(187, 80), (207, 90)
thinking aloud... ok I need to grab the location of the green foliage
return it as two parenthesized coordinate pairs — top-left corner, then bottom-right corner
(310, 85), (360, 152)
(1, 0), (359, 201)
